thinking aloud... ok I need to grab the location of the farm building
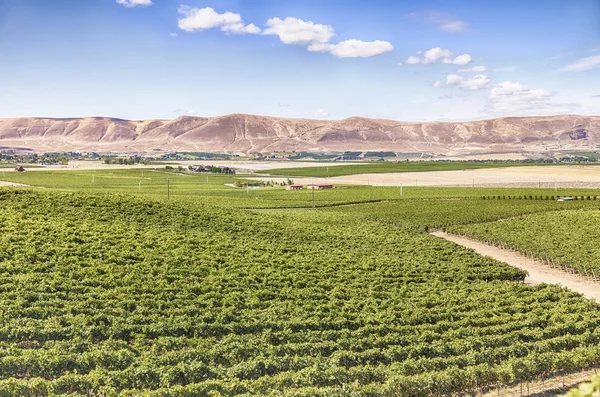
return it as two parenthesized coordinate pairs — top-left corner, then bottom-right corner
(307, 184), (334, 190)
(286, 185), (303, 190)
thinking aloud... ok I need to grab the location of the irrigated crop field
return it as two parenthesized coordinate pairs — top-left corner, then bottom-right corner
(1, 167), (599, 396)
(256, 161), (549, 178)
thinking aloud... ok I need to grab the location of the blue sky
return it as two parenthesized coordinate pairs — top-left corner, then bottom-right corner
(0, 0), (599, 121)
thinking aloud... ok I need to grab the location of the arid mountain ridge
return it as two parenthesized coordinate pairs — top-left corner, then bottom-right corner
(0, 114), (599, 155)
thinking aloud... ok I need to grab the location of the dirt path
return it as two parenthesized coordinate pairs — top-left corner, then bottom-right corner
(431, 231), (600, 301)
(0, 181), (28, 187)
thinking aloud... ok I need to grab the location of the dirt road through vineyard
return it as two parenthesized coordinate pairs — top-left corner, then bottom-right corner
(432, 231), (600, 301)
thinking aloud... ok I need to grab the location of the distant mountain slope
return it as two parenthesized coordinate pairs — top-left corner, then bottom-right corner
(0, 114), (598, 154)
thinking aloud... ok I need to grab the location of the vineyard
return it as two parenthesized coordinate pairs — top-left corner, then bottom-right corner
(318, 198), (600, 231)
(0, 188), (598, 396)
(451, 209), (600, 280)
(1, 167), (600, 395)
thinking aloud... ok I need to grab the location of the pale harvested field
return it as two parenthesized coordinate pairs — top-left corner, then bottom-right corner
(254, 165), (600, 188)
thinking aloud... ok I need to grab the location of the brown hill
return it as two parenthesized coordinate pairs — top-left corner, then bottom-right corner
(0, 114), (598, 155)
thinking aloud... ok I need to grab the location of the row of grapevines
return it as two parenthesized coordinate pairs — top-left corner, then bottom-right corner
(450, 209), (600, 277)
(0, 190), (599, 395)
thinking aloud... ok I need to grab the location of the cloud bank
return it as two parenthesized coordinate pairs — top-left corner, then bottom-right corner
(177, 6), (392, 58)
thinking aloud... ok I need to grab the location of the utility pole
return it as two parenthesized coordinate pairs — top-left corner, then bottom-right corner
(167, 178), (170, 200)
(400, 183), (403, 196)
(312, 187), (315, 209)
(92, 175), (95, 184)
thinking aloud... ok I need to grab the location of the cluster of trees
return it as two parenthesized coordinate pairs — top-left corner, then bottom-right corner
(0, 152), (70, 165)
(188, 165), (236, 174)
(233, 178), (294, 188)
(103, 156), (148, 165)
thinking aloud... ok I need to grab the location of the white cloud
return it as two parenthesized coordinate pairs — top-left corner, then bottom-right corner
(314, 109), (329, 118)
(116, 0), (153, 7)
(559, 55), (600, 72)
(170, 33), (178, 37)
(263, 17), (335, 45)
(423, 47), (453, 63)
(404, 47), (472, 65)
(432, 80), (443, 88)
(308, 40), (393, 58)
(452, 54), (472, 65)
(457, 65), (488, 73)
(177, 9), (390, 59)
(278, 102), (291, 107)
(488, 81), (555, 114)
(445, 74), (490, 90)
(460, 75), (491, 90)
(177, 6), (261, 35)
(222, 23), (261, 34)
(410, 11), (468, 32)
(490, 81), (549, 97)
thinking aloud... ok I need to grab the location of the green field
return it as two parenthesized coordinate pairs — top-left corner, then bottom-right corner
(257, 161), (554, 177)
(320, 198), (600, 231)
(1, 168), (600, 396)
